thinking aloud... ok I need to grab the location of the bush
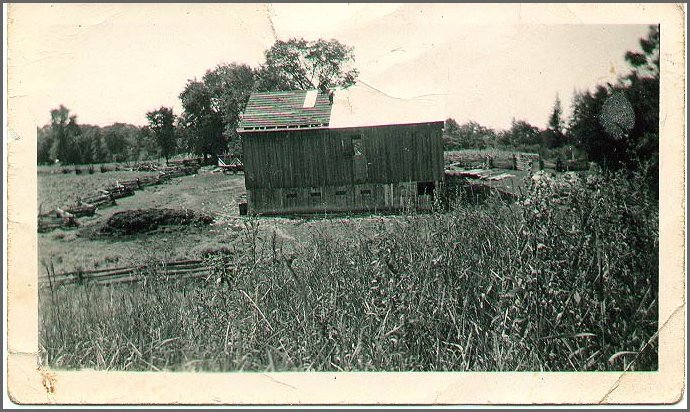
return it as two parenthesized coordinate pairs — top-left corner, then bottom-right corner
(98, 209), (214, 236)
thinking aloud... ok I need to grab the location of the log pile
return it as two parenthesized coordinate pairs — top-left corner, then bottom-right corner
(38, 208), (80, 233)
(63, 204), (97, 217)
(100, 185), (135, 200)
(514, 153), (542, 172)
(80, 193), (117, 208)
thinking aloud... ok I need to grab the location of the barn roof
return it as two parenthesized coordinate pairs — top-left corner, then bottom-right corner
(238, 90), (332, 132)
(238, 84), (445, 133)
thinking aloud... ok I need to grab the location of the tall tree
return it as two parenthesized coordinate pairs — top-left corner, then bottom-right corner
(443, 119), (496, 150)
(178, 80), (225, 161)
(146, 106), (177, 164)
(37, 125), (53, 164)
(84, 127), (108, 164)
(102, 126), (128, 163)
(48, 105), (81, 164)
(203, 63), (255, 157)
(621, 25), (659, 191)
(504, 118), (541, 148)
(568, 24), (659, 189)
(542, 95), (567, 148)
(255, 38), (358, 92)
(179, 63), (255, 160)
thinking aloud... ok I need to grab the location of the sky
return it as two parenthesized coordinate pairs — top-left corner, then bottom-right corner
(8, 3), (651, 131)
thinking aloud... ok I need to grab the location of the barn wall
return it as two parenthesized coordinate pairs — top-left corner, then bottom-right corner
(241, 122), (444, 214)
(246, 181), (436, 215)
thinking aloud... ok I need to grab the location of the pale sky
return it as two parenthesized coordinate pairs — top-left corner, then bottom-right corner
(9, 3), (651, 131)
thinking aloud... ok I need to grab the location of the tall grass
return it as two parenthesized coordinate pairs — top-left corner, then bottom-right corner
(39, 172), (658, 371)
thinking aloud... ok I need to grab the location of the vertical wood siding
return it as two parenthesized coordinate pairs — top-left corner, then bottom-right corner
(242, 122), (443, 214)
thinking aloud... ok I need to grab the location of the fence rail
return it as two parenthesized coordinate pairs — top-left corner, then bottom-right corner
(39, 259), (217, 289)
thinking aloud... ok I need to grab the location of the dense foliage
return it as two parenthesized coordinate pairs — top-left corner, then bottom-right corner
(254, 38), (358, 92)
(37, 110), (155, 165)
(178, 63), (255, 160)
(570, 26), (659, 192)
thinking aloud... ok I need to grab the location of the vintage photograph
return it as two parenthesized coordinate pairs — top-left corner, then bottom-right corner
(5, 2), (686, 405)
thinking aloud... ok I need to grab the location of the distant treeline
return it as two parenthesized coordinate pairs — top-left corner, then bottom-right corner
(37, 116), (154, 165)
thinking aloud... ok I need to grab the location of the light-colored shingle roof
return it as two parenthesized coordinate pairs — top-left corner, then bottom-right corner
(238, 90), (332, 132)
(238, 84), (445, 133)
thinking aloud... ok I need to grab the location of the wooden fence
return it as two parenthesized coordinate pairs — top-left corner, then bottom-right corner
(39, 259), (214, 289)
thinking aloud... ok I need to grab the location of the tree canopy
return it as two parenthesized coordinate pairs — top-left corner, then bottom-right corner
(177, 63), (254, 160)
(255, 38), (358, 92)
(177, 38), (359, 159)
(37, 106), (155, 165)
(568, 25), (659, 191)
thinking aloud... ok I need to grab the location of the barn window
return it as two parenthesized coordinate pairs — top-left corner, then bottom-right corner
(417, 182), (435, 196)
(336, 189), (347, 196)
(286, 192), (297, 199)
(342, 136), (354, 156)
(310, 190), (322, 197)
(360, 189), (372, 195)
(352, 135), (363, 155)
(342, 134), (363, 157)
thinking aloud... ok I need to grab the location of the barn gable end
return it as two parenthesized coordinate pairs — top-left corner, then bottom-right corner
(238, 86), (445, 215)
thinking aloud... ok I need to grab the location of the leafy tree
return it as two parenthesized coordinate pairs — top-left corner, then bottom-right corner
(37, 106), (150, 165)
(621, 25), (659, 191)
(178, 80), (225, 161)
(37, 125), (53, 164)
(504, 118), (541, 148)
(443, 119), (497, 149)
(85, 127), (108, 164)
(255, 38), (358, 92)
(203, 63), (254, 157)
(178, 63), (254, 160)
(442, 118), (460, 148)
(146, 106), (177, 164)
(569, 87), (617, 166)
(102, 125), (128, 163)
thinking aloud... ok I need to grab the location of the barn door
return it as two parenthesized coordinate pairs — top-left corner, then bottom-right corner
(351, 135), (367, 183)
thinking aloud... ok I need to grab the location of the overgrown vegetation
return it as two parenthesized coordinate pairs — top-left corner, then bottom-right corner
(98, 209), (214, 237)
(40, 172), (657, 371)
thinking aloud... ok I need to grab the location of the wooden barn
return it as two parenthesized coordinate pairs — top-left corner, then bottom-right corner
(237, 84), (445, 215)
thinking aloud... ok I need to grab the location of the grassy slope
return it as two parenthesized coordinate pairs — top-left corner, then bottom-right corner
(38, 171), (247, 272)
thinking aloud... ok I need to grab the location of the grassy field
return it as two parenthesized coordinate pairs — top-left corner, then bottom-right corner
(38, 164), (659, 372)
(38, 170), (248, 271)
